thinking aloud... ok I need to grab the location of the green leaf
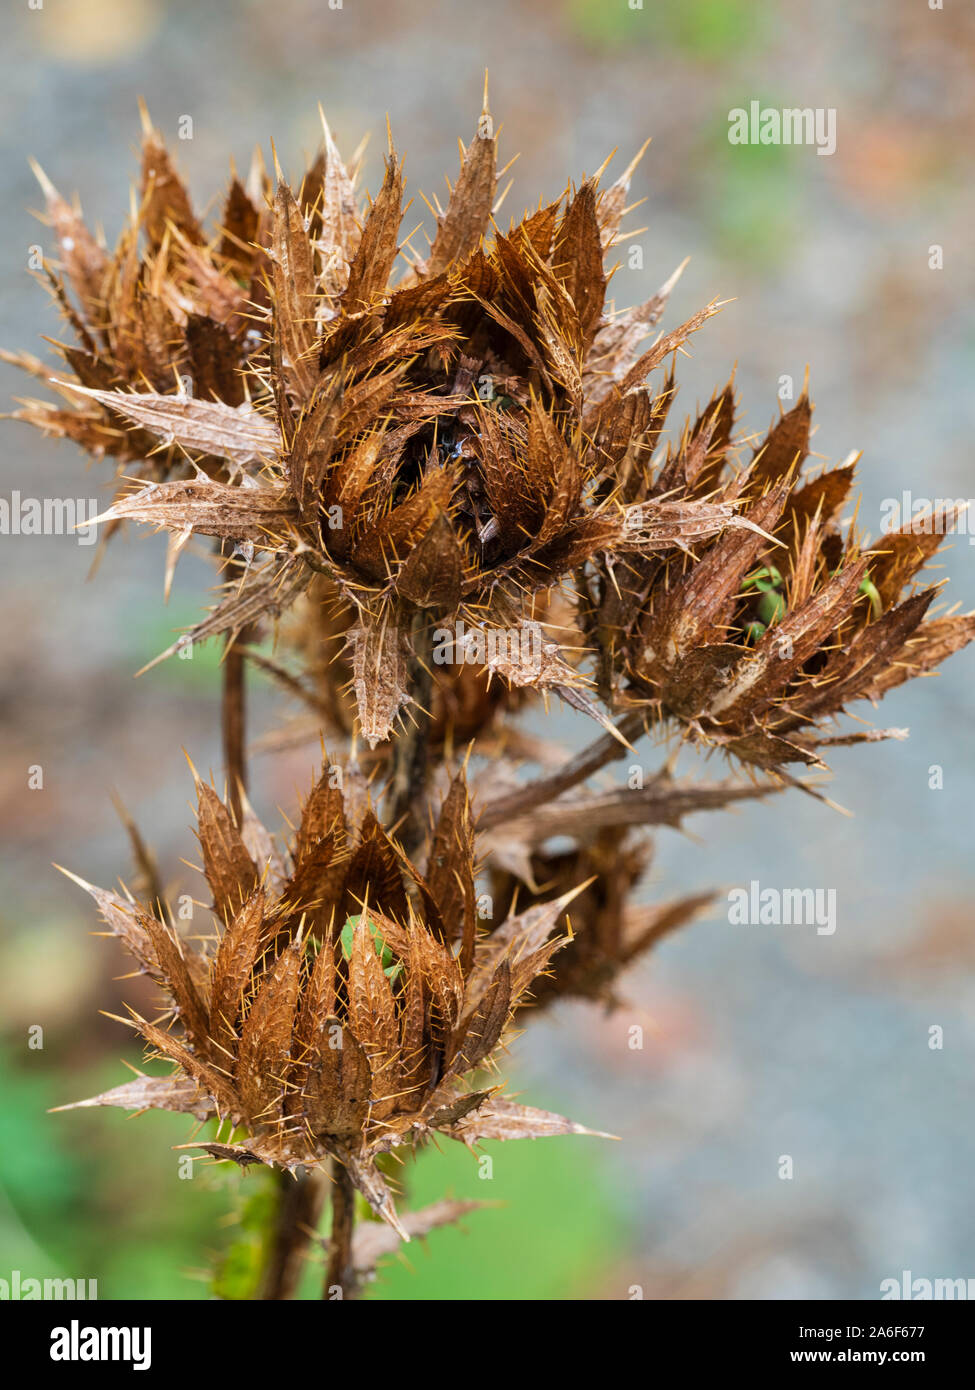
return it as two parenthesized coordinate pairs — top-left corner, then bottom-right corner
(340, 914), (401, 980)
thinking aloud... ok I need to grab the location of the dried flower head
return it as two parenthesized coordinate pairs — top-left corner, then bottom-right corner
(9, 92), (773, 747)
(56, 761), (609, 1237)
(580, 385), (975, 771)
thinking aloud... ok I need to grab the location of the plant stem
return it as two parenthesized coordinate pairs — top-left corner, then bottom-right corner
(222, 628), (250, 824)
(388, 611), (435, 852)
(259, 1169), (326, 1300)
(323, 1158), (357, 1300)
(216, 588), (324, 1301)
(477, 708), (647, 831)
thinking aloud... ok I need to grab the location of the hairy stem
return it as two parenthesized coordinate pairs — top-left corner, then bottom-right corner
(260, 1169), (326, 1300)
(323, 1159), (357, 1300)
(477, 708), (647, 831)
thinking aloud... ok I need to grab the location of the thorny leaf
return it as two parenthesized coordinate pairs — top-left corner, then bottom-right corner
(445, 1096), (617, 1146)
(52, 1074), (215, 1122)
(196, 781), (259, 923)
(347, 613), (413, 747)
(344, 153), (404, 310)
(52, 382), (281, 467)
(425, 88), (497, 276)
(91, 477), (297, 544)
(209, 888), (266, 1061)
(236, 942), (301, 1123)
(271, 181), (320, 403)
(344, 1197), (492, 1283)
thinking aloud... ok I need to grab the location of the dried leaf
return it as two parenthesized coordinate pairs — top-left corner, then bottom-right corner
(236, 943), (301, 1122)
(272, 181), (319, 402)
(140, 560), (312, 672)
(426, 770), (477, 967)
(196, 782), (259, 923)
(427, 97), (497, 275)
(449, 960), (510, 1074)
(91, 476), (296, 545)
(51, 382), (281, 465)
(750, 393), (812, 487)
(56, 869), (162, 982)
(316, 115), (361, 301)
(304, 1023), (372, 1139)
(348, 1198), (491, 1279)
(140, 125), (203, 247)
(52, 1074), (214, 1121)
(554, 179), (605, 350)
(349, 918), (401, 1115)
(620, 300), (724, 391)
(136, 1016), (239, 1115)
(444, 1097), (615, 1145)
(30, 161), (109, 321)
(393, 511), (465, 609)
(347, 613), (412, 747)
(344, 153), (404, 309)
(140, 914), (210, 1052)
(209, 888), (265, 1061)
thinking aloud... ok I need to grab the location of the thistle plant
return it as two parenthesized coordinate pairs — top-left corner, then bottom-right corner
(10, 90), (974, 1298)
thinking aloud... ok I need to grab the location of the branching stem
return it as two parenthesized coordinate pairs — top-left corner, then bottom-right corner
(478, 708), (648, 831)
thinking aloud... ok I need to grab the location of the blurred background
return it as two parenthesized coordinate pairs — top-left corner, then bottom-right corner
(2, 0), (975, 1300)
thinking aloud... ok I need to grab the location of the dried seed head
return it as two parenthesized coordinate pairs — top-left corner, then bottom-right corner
(57, 764), (611, 1237)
